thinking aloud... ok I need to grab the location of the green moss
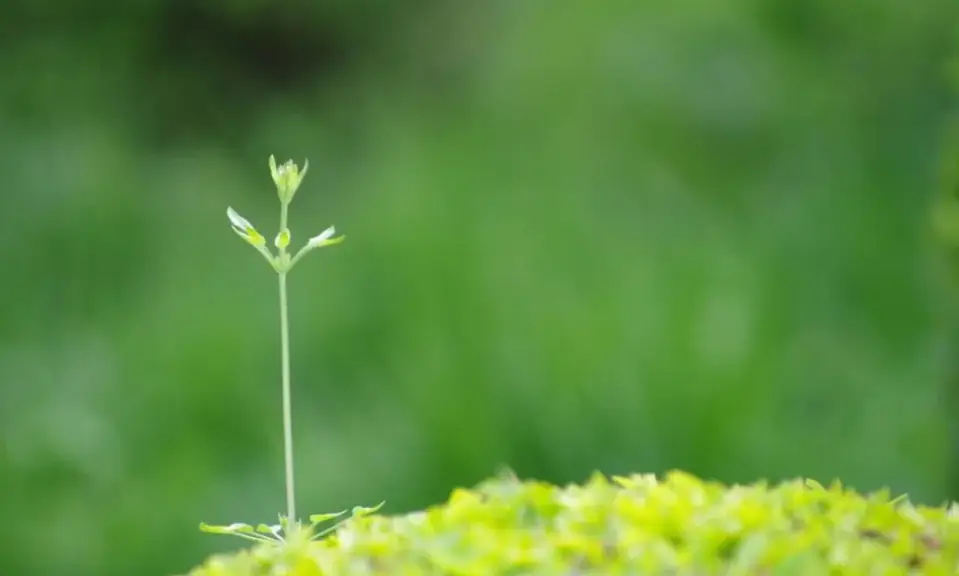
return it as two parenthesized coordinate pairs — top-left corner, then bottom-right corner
(186, 471), (959, 575)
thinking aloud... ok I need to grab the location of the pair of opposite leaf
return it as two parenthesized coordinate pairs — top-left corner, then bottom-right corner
(227, 155), (344, 272)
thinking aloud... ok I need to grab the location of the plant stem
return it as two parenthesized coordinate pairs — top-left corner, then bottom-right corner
(278, 203), (297, 531)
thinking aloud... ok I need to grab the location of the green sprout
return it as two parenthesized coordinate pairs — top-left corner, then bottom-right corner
(199, 502), (384, 545)
(201, 155), (377, 543)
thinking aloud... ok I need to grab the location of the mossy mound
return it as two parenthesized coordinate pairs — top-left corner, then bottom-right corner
(186, 470), (959, 575)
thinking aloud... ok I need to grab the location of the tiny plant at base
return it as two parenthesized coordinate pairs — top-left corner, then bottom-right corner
(198, 502), (385, 545)
(200, 154), (382, 544)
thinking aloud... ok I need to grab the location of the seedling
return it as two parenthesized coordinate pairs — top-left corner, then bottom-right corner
(199, 155), (381, 543)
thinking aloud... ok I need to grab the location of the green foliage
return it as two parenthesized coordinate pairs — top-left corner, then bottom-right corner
(185, 470), (959, 575)
(199, 502), (384, 545)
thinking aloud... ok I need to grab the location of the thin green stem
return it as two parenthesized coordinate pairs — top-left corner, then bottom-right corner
(280, 201), (289, 234)
(278, 202), (297, 532)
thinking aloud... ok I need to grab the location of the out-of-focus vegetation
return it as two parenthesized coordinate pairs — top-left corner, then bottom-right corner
(0, 1), (957, 575)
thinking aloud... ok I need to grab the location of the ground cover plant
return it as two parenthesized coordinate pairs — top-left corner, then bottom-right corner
(189, 468), (959, 575)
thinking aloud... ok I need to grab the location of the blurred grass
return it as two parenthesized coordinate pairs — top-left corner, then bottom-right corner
(0, 1), (957, 575)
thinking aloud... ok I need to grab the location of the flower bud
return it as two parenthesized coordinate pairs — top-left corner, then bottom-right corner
(306, 226), (345, 249)
(269, 155), (309, 205)
(275, 228), (291, 250)
(227, 206), (266, 247)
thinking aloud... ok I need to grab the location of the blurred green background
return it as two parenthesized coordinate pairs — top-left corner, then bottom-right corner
(1, 1), (958, 574)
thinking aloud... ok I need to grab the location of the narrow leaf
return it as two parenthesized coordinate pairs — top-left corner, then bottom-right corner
(351, 502), (386, 518)
(199, 522), (254, 534)
(309, 510), (347, 525)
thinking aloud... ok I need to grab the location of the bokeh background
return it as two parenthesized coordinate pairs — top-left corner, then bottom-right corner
(2, 1), (959, 574)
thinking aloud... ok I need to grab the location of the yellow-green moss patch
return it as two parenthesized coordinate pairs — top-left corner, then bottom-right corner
(186, 471), (959, 575)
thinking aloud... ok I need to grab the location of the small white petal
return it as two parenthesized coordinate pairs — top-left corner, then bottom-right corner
(227, 207), (255, 232)
(307, 226), (337, 247)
